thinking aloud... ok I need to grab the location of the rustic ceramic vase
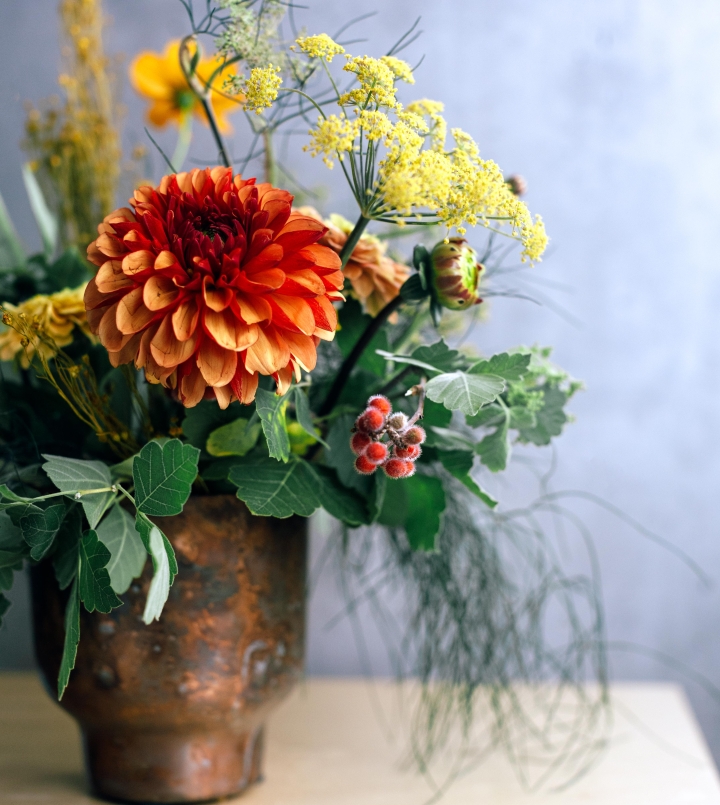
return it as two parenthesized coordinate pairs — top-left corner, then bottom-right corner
(30, 494), (307, 803)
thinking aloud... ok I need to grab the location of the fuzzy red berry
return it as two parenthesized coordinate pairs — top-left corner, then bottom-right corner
(383, 458), (415, 479)
(367, 395), (392, 415)
(365, 442), (389, 464)
(403, 426), (426, 445)
(395, 444), (421, 460)
(350, 432), (372, 455)
(355, 455), (377, 475)
(356, 408), (385, 433)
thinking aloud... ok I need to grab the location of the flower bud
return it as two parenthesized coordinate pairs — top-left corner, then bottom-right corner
(429, 238), (483, 311)
(367, 395), (392, 415)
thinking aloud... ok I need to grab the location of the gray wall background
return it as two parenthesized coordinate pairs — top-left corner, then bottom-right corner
(3, 0), (720, 765)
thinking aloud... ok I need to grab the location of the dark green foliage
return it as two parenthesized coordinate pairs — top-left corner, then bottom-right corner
(21, 502), (66, 561)
(52, 505), (82, 590)
(78, 529), (122, 613)
(133, 439), (200, 517)
(57, 578), (80, 699)
(336, 299), (390, 376)
(255, 388), (291, 461)
(181, 399), (245, 449)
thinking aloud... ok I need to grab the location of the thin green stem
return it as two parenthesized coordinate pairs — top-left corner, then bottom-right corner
(318, 294), (403, 417)
(171, 113), (194, 171)
(338, 214), (370, 269)
(263, 129), (277, 185)
(199, 95), (232, 168)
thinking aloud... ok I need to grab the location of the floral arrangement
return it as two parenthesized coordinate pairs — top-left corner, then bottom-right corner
(0, 0), (607, 786)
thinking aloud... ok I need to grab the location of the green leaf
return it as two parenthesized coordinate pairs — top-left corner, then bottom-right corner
(206, 417), (262, 457)
(42, 455), (114, 529)
(437, 450), (498, 508)
(336, 299), (390, 376)
(229, 457), (319, 518)
(109, 455), (135, 481)
(475, 420), (510, 472)
(0, 568), (14, 591)
(57, 578), (80, 700)
(22, 162), (58, 260)
(0, 511), (23, 549)
(375, 350), (440, 376)
(21, 502), (66, 561)
(369, 472), (386, 523)
(426, 371), (505, 415)
(181, 400), (241, 450)
(465, 403), (506, 428)
(508, 406), (537, 429)
(255, 388), (291, 462)
(293, 387), (329, 448)
(426, 426), (475, 452)
(309, 465), (369, 526)
(136, 511), (177, 579)
(405, 475), (446, 551)
(78, 529), (122, 613)
(469, 352), (531, 381)
(411, 342), (468, 372)
(53, 506), (82, 591)
(0, 485), (34, 506)
(97, 505), (146, 595)
(133, 439), (200, 517)
(0, 549), (25, 570)
(142, 523), (171, 624)
(0, 592), (11, 627)
(0, 187), (26, 271)
(324, 414), (372, 495)
(48, 248), (92, 291)
(517, 386), (569, 446)
(399, 273), (428, 303)
(422, 400), (452, 429)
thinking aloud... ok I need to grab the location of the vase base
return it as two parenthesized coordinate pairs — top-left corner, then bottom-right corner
(83, 724), (265, 803)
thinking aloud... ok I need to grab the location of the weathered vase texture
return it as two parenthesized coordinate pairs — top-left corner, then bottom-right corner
(31, 494), (307, 803)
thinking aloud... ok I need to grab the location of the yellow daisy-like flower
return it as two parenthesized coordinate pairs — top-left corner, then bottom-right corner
(130, 40), (239, 133)
(295, 34), (345, 62)
(0, 285), (92, 368)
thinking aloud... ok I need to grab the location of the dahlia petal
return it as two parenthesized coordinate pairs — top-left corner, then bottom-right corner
(230, 362), (259, 404)
(150, 315), (199, 368)
(235, 269), (286, 293)
(278, 269), (325, 297)
(234, 294), (272, 325)
(117, 287), (156, 334)
(95, 233), (126, 259)
(275, 364), (294, 396)
(172, 298), (200, 341)
(122, 229), (154, 250)
(281, 330), (318, 373)
(108, 331), (142, 368)
(310, 295), (338, 341)
(87, 241), (105, 267)
(242, 243), (283, 274)
(84, 276), (110, 316)
(274, 217), (326, 252)
(271, 295), (315, 336)
(300, 243), (342, 270)
(122, 250), (155, 276)
(244, 326), (291, 375)
(204, 309), (259, 351)
(179, 363), (207, 407)
(135, 322), (160, 370)
(214, 384), (233, 409)
(197, 339), (238, 387)
(98, 303), (129, 352)
(202, 276), (233, 312)
(262, 199), (292, 234)
(96, 260), (134, 294)
(144, 274), (180, 311)
(320, 270), (345, 292)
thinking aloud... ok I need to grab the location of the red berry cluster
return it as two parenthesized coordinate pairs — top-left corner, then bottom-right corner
(350, 395), (426, 479)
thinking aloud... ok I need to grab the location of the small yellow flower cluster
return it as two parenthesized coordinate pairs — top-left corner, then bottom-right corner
(305, 114), (359, 167)
(295, 33), (345, 62)
(0, 285), (92, 368)
(340, 56), (401, 108)
(380, 56), (415, 85)
(243, 65), (282, 114)
(358, 109), (394, 141)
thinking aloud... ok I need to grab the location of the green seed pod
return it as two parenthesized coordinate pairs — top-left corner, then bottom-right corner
(429, 238), (484, 311)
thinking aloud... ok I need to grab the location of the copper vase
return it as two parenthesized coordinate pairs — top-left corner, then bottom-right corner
(30, 494), (307, 803)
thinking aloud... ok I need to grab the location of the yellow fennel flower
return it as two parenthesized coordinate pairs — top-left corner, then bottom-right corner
(243, 65), (282, 113)
(0, 285), (92, 368)
(295, 34), (345, 62)
(130, 40), (238, 132)
(380, 56), (415, 84)
(305, 115), (359, 167)
(341, 55), (399, 108)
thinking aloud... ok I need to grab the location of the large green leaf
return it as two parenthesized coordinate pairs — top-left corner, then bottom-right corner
(324, 414), (372, 496)
(0, 485), (36, 511)
(0, 549), (25, 570)
(377, 341), (468, 375)
(469, 352), (531, 381)
(465, 403), (506, 428)
(181, 400), (241, 449)
(437, 450), (498, 508)
(426, 371), (505, 415)
(404, 475), (446, 551)
(42, 455), (115, 529)
(22, 162), (58, 260)
(0, 511), (23, 549)
(78, 529), (122, 614)
(57, 578), (80, 700)
(206, 416), (261, 457)
(97, 505), (147, 595)
(20, 502), (66, 561)
(309, 465), (369, 526)
(142, 523), (171, 624)
(229, 457), (319, 518)
(293, 387), (329, 448)
(475, 421), (510, 472)
(133, 439), (200, 517)
(517, 386), (569, 446)
(426, 426), (474, 452)
(255, 388), (291, 462)
(53, 506), (82, 591)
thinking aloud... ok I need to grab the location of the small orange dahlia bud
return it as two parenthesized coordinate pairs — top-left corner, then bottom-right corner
(383, 458), (415, 478)
(367, 394), (392, 415)
(429, 238), (484, 311)
(365, 442), (389, 464)
(395, 444), (421, 460)
(355, 454), (377, 475)
(350, 432), (372, 455)
(84, 168), (344, 409)
(356, 408), (385, 433)
(403, 426), (426, 445)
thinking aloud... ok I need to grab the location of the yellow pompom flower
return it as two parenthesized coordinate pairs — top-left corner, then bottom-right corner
(295, 34), (345, 62)
(243, 65), (282, 114)
(130, 40), (239, 133)
(0, 285), (92, 368)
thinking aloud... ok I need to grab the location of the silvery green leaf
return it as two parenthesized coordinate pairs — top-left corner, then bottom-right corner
(42, 455), (114, 529)
(426, 372), (505, 416)
(97, 505), (146, 595)
(468, 352), (531, 382)
(20, 503), (66, 561)
(142, 524), (171, 624)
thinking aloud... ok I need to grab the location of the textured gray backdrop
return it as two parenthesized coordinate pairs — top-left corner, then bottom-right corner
(2, 0), (720, 765)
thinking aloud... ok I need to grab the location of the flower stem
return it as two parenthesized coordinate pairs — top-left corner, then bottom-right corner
(199, 95), (232, 169)
(171, 113), (193, 171)
(263, 129), (277, 186)
(318, 294), (403, 417)
(338, 214), (370, 269)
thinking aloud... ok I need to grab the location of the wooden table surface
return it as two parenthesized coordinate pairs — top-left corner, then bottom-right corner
(1, 673), (720, 804)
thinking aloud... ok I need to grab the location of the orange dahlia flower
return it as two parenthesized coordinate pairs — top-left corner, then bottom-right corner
(84, 167), (344, 408)
(298, 208), (410, 317)
(130, 41), (238, 133)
